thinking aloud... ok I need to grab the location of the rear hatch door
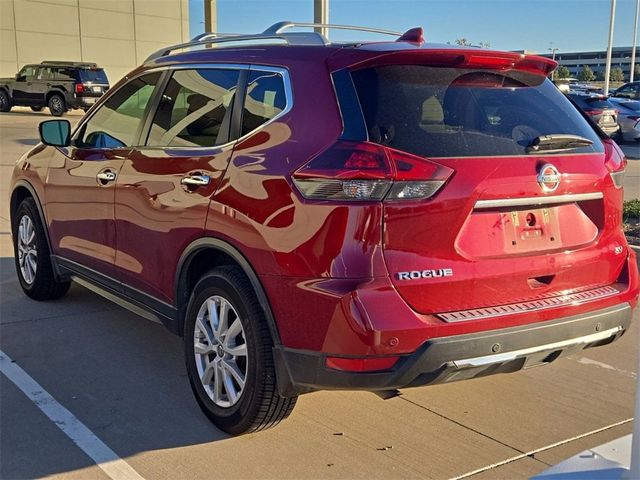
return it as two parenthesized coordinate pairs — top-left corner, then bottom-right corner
(348, 59), (626, 314)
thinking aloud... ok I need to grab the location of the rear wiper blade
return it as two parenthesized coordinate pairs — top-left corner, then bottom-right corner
(526, 134), (593, 153)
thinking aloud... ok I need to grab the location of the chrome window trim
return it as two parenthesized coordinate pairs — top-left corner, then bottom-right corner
(474, 192), (603, 210)
(70, 63), (292, 153)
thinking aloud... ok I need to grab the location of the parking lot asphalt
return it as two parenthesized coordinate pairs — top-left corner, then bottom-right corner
(0, 109), (638, 480)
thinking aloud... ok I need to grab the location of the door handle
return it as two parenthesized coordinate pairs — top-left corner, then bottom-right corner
(96, 171), (117, 183)
(181, 174), (211, 187)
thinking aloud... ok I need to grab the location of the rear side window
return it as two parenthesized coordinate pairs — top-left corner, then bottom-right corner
(146, 68), (240, 148)
(79, 69), (108, 84)
(351, 66), (603, 157)
(74, 72), (161, 148)
(241, 70), (286, 136)
(53, 68), (77, 81)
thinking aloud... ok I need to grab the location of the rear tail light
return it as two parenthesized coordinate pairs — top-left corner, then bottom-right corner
(585, 109), (603, 116)
(603, 139), (626, 189)
(325, 355), (400, 372)
(292, 141), (454, 201)
(74, 83), (85, 94)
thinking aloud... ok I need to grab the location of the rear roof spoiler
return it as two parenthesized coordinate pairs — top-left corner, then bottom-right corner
(329, 49), (558, 77)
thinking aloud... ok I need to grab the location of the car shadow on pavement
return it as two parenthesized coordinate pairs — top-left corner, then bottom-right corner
(16, 138), (39, 146)
(0, 256), (231, 479)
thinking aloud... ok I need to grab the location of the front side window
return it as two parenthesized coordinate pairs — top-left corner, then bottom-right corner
(351, 65), (603, 157)
(146, 68), (240, 148)
(74, 72), (161, 149)
(241, 70), (286, 136)
(18, 66), (36, 80)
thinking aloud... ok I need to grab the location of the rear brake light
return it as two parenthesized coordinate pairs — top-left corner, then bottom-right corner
(75, 83), (85, 93)
(325, 356), (399, 372)
(603, 138), (626, 189)
(585, 109), (603, 116)
(292, 141), (453, 201)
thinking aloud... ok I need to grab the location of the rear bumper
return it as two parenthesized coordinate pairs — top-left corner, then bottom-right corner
(66, 94), (101, 109)
(274, 302), (633, 396)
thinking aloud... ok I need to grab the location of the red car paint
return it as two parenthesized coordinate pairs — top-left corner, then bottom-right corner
(10, 36), (639, 385)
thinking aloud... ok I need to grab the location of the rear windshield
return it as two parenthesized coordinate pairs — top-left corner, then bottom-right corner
(78, 68), (108, 83)
(351, 65), (603, 157)
(568, 94), (616, 110)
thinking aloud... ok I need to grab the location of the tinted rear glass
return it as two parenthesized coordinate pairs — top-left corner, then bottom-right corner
(79, 68), (108, 83)
(351, 66), (603, 157)
(568, 94), (616, 110)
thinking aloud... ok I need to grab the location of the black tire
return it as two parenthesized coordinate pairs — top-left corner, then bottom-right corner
(12, 198), (70, 300)
(184, 266), (297, 435)
(0, 90), (11, 112)
(30, 106), (44, 112)
(47, 94), (66, 117)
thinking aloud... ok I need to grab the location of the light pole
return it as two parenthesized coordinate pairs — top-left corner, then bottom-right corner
(548, 47), (559, 80)
(604, 0), (617, 95)
(314, 0), (329, 39)
(204, 0), (217, 33)
(631, 0), (639, 82)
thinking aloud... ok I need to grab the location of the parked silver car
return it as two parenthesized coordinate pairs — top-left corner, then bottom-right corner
(609, 97), (640, 142)
(567, 92), (620, 138)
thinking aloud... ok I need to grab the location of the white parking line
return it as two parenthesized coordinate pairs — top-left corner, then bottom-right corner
(449, 418), (633, 480)
(0, 349), (145, 480)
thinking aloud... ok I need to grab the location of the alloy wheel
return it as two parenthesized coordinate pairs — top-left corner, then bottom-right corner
(17, 215), (37, 284)
(49, 96), (63, 115)
(193, 295), (248, 408)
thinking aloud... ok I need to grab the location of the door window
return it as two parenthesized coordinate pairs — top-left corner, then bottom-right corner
(37, 68), (53, 80)
(241, 70), (287, 136)
(73, 72), (162, 149)
(614, 84), (638, 99)
(17, 66), (36, 80)
(146, 68), (240, 147)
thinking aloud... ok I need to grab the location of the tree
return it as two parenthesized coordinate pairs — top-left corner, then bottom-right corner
(610, 67), (624, 82)
(577, 64), (595, 82)
(455, 38), (472, 46)
(555, 65), (570, 79)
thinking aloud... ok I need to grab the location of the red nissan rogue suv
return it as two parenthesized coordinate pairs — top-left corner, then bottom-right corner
(9, 22), (639, 434)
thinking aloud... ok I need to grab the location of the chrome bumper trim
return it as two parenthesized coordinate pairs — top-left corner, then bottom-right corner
(450, 324), (623, 369)
(474, 192), (603, 209)
(438, 285), (621, 323)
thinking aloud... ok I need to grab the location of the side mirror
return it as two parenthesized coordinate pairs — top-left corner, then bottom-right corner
(39, 120), (71, 147)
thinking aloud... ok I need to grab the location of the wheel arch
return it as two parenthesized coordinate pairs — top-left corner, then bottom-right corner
(46, 89), (66, 104)
(10, 180), (63, 279)
(175, 238), (281, 345)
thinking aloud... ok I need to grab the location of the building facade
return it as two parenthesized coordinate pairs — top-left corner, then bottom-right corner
(541, 46), (639, 80)
(0, 0), (190, 84)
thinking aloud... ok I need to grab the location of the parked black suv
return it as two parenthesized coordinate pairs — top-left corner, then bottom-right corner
(0, 61), (109, 116)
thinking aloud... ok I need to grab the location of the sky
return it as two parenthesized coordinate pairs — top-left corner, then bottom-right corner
(188, 0), (639, 54)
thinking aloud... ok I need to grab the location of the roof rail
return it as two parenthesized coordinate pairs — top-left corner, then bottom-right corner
(262, 21), (402, 37)
(41, 60), (98, 67)
(144, 21), (409, 64)
(145, 31), (326, 63)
